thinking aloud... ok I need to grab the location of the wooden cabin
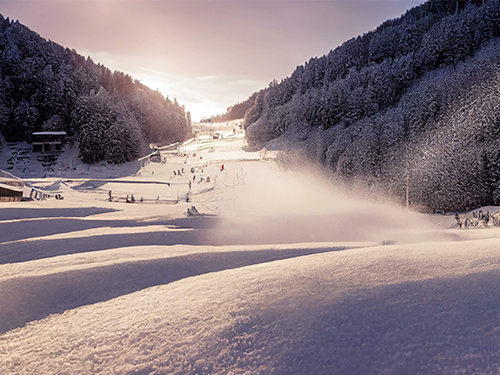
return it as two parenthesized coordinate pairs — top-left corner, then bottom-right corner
(0, 179), (24, 202)
(32, 131), (66, 153)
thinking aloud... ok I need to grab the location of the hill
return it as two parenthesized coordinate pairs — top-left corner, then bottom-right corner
(238, 0), (500, 212)
(0, 15), (191, 164)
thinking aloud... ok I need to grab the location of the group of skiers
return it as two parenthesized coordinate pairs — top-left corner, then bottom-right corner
(107, 161), (229, 205)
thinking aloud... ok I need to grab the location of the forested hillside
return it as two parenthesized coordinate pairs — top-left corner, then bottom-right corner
(242, 0), (500, 211)
(0, 15), (191, 164)
(208, 95), (256, 123)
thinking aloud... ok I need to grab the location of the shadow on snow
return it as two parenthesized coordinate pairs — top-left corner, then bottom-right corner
(0, 246), (347, 334)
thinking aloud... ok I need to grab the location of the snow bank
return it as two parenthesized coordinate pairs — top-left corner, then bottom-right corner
(2, 240), (500, 374)
(0, 242), (371, 334)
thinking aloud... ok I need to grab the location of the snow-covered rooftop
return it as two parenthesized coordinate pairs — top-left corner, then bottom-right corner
(32, 131), (67, 136)
(0, 182), (23, 192)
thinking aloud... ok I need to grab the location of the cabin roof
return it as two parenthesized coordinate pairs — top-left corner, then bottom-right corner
(32, 131), (67, 136)
(0, 183), (23, 192)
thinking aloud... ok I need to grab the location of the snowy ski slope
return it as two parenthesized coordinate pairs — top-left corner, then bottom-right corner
(2, 133), (500, 374)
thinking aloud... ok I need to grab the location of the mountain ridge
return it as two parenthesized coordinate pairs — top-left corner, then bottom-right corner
(234, 0), (500, 211)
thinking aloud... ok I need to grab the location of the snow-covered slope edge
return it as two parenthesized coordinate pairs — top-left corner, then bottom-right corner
(2, 239), (500, 374)
(0, 242), (373, 334)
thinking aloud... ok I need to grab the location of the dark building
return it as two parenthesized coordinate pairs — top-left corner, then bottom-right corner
(0, 179), (24, 202)
(150, 151), (162, 163)
(32, 131), (66, 153)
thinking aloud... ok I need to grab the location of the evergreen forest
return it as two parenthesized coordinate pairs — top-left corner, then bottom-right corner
(0, 15), (191, 164)
(240, 0), (500, 211)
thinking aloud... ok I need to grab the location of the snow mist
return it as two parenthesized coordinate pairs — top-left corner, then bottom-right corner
(208, 162), (448, 246)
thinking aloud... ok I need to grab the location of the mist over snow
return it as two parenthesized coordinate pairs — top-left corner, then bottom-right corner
(209, 163), (450, 246)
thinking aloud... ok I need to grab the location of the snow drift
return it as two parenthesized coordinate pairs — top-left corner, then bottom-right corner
(3, 241), (500, 374)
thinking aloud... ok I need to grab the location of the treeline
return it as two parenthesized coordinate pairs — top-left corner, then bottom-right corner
(0, 15), (191, 164)
(207, 95), (256, 123)
(240, 0), (500, 211)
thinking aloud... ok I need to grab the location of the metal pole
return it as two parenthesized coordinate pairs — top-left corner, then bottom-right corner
(406, 172), (409, 209)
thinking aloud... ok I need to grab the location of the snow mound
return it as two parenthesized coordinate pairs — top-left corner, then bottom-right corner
(2, 241), (500, 374)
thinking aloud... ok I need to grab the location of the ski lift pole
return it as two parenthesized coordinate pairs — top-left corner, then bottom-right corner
(406, 171), (409, 209)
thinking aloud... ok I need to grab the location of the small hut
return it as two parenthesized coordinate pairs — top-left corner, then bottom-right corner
(32, 131), (66, 153)
(150, 151), (162, 163)
(212, 131), (224, 140)
(0, 179), (24, 202)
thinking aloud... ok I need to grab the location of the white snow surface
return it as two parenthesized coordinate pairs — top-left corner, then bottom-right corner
(2, 132), (500, 374)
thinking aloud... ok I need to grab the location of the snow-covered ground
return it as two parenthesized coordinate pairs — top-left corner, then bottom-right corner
(2, 132), (500, 374)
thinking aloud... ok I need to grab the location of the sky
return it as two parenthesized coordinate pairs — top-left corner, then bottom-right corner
(0, 0), (425, 121)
